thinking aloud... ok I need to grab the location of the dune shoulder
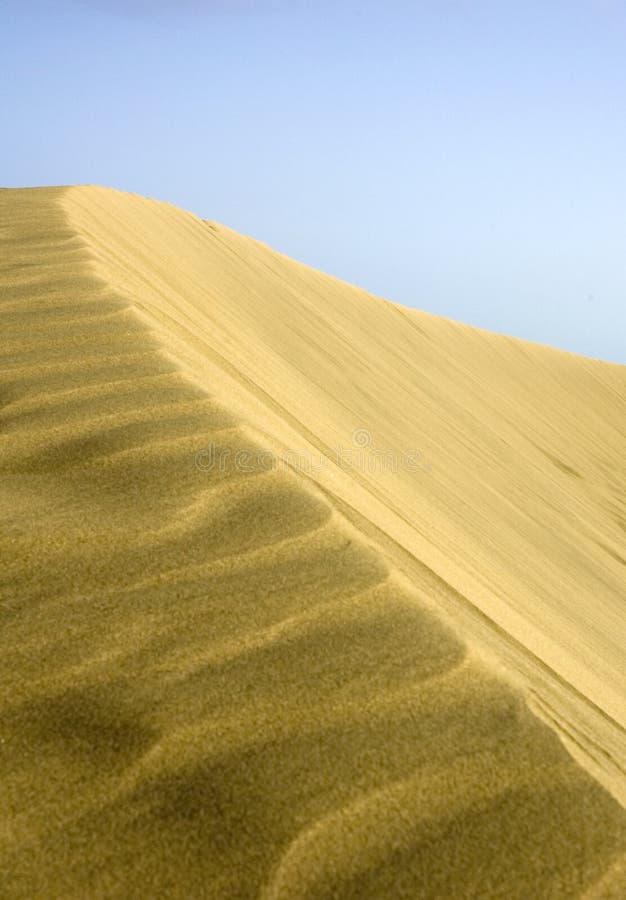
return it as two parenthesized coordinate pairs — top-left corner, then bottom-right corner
(1, 186), (625, 898)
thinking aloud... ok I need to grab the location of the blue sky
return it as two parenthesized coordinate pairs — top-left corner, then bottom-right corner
(2, 1), (625, 363)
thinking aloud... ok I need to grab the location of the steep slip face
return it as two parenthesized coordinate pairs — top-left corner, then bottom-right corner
(60, 187), (626, 780)
(0, 186), (625, 898)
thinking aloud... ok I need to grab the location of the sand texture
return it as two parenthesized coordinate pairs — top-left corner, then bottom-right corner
(1, 186), (625, 898)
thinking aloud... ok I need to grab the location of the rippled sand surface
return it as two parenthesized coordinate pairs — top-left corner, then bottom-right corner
(1, 186), (625, 898)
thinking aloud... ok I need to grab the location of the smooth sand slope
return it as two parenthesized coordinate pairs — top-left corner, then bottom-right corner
(1, 186), (625, 898)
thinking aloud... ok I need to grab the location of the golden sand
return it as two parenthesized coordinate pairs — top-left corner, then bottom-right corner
(1, 186), (625, 897)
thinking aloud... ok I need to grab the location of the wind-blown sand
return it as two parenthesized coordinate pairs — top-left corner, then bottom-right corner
(1, 185), (625, 898)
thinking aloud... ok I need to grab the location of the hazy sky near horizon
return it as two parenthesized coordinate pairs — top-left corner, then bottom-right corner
(2, 1), (625, 363)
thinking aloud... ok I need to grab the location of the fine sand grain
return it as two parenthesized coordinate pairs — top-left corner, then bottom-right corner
(1, 186), (625, 898)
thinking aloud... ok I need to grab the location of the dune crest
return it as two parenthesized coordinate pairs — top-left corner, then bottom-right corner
(1, 186), (625, 897)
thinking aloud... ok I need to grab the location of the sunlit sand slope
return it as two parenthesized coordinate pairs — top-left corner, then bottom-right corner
(1, 186), (625, 898)
(61, 185), (626, 786)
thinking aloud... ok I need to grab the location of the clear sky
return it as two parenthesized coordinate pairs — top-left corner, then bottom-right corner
(2, 1), (625, 363)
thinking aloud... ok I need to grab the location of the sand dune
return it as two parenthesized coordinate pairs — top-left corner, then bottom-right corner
(1, 186), (625, 898)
